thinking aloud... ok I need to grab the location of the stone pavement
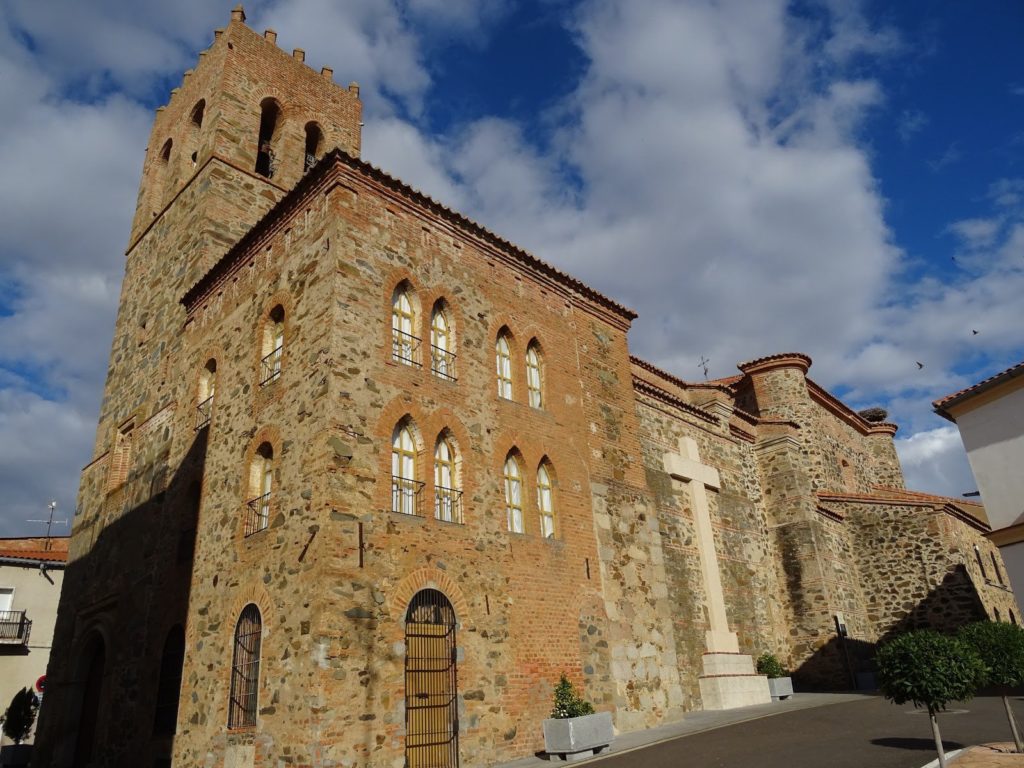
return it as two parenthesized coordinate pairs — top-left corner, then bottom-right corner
(488, 694), (1024, 768)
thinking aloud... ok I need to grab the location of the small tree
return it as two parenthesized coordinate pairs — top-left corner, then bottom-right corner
(959, 620), (1024, 753)
(2, 687), (38, 745)
(550, 673), (595, 719)
(756, 652), (787, 679)
(876, 630), (984, 768)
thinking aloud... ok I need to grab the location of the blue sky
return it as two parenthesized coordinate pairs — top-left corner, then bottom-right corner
(0, 0), (1022, 536)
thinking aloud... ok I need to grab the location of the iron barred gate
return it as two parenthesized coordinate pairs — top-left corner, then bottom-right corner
(405, 589), (459, 768)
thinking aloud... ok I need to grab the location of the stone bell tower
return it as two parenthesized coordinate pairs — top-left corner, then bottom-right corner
(33, 8), (363, 767)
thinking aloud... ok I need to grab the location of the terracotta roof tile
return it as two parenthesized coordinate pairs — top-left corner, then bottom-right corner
(0, 548), (67, 563)
(933, 359), (1024, 420)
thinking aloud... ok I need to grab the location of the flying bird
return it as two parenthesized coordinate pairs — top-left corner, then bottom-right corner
(916, 361), (924, 369)
(972, 329), (979, 335)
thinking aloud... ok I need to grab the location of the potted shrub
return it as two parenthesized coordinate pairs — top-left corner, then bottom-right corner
(756, 653), (793, 700)
(542, 673), (614, 761)
(875, 629), (984, 768)
(959, 620), (1024, 753)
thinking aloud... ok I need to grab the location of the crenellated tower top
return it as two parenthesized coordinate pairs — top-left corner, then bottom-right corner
(129, 5), (362, 246)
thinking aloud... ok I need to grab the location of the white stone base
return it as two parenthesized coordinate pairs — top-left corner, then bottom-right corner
(698, 652), (772, 710)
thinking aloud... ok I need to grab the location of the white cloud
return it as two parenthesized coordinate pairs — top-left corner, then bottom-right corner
(895, 426), (976, 498)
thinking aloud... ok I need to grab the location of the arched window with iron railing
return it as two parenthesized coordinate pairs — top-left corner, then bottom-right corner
(434, 434), (462, 523)
(392, 421), (422, 515)
(430, 303), (456, 381)
(304, 122), (323, 172)
(255, 99), (281, 178)
(245, 443), (273, 536)
(392, 285), (420, 367)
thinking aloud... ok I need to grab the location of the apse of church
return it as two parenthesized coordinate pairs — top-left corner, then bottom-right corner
(32, 8), (1018, 768)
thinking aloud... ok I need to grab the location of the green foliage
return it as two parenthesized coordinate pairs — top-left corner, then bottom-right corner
(958, 621), (1024, 688)
(876, 630), (984, 715)
(756, 652), (787, 679)
(2, 687), (37, 745)
(550, 673), (595, 719)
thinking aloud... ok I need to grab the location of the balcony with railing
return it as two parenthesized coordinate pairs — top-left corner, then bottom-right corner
(0, 611), (31, 646)
(260, 346), (283, 387)
(244, 492), (271, 537)
(392, 330), (422, 367)
(195, 395), (214, 430)
(434, 485), (463, 523)
(430, 346), (457, 382)
(392, 476), (424, 516)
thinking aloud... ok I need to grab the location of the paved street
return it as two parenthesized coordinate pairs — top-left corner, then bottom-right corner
(594, 695), (1024, 768)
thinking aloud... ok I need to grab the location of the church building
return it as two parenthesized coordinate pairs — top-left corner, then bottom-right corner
(33, 9), (1018, 768)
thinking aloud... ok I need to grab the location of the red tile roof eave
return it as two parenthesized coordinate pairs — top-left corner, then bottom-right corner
(933, 359), (1024, 420)
(0, 550), (68, 564)
(181, 149), (638, 325)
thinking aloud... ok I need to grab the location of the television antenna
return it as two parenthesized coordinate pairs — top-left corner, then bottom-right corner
(27, 501), (68, 551)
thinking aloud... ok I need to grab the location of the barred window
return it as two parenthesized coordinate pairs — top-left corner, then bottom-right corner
(260, 306), (284, 387)
(537, 463), (555, 538)
(434, 436), (462, 523)
(504, 455), (523, 533)
(392, 423), (420, 515)
(245, 443), (273, 537)
(526, 342), (543, 408)
(392, 287), (420, 366)
(228, 605), (262, 729)
(430, 305), (455, 381)
(496, 333), (513, 399)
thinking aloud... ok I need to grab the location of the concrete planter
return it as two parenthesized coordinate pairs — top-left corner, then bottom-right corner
(542, 711), (614, 762)
(767, 676), (793, 700)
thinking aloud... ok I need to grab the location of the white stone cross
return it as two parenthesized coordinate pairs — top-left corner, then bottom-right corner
(664, 436), (739, 654)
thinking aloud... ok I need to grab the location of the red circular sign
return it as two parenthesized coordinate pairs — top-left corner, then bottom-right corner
(35, 675), (45, 693)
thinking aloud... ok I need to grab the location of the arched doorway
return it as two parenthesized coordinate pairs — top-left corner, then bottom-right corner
(73, 633), (106, 766)
(405, 589), (459, 768)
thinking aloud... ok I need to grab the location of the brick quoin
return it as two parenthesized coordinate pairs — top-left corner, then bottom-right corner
(33, 7), (1020, 768)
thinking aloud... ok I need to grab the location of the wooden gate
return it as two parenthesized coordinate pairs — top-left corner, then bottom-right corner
(405, 589), (459, 768)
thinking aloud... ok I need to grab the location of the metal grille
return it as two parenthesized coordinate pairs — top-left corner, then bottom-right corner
(244, 492), (271, 537)
(430, 346), (457, 381)
(392, 330), (423, 367)
(405, 590), (458, 768)
(260, 346), (283, 387)
(0, 610), (31, 644)
(304, 153), (317, 172)
(434, 486), (463, 524)
(195, 395), (213, 430)
(392, 476), (424, 516)
(228, 605), (262, 729)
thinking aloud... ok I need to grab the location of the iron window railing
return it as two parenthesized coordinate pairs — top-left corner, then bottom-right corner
(434, 486), (463, 523)
(0, 610), (31, 645)
(195, 395), (214, 430)
(228, 605), (262, 729)
(244, 492), (271, 537)
(392, 330), (422, 367)
(260, 346), (283, 387)
(304, 153), (317, 172)
(392, 476), (424, 516)
(430, 346), (457, 382)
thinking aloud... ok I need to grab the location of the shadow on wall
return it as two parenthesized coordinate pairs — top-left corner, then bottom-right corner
(792, 565), (987, 691)
(30, 427), (208, 768)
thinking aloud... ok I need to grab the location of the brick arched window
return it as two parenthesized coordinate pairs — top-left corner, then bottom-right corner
(430, 301), (456, 381)
(391, 284), (420, 366)
(434, 434), (462, 523)
(152, 625), (185, 736)
(537, 461), (555, 538)
(245, 443), (273, 536)
(189, 99), (205, 167)
(255, 98), (281, 178)
(228, 604), (262, 729)
(260, 305), (284, 387)
(526, 340), (543, 408)
(196, 358), (216, 430)
(504, 453), (523, 533)
(304, 122), (323, 172)
(392, 421), (421, 515)
(496, 332), (513, 400)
